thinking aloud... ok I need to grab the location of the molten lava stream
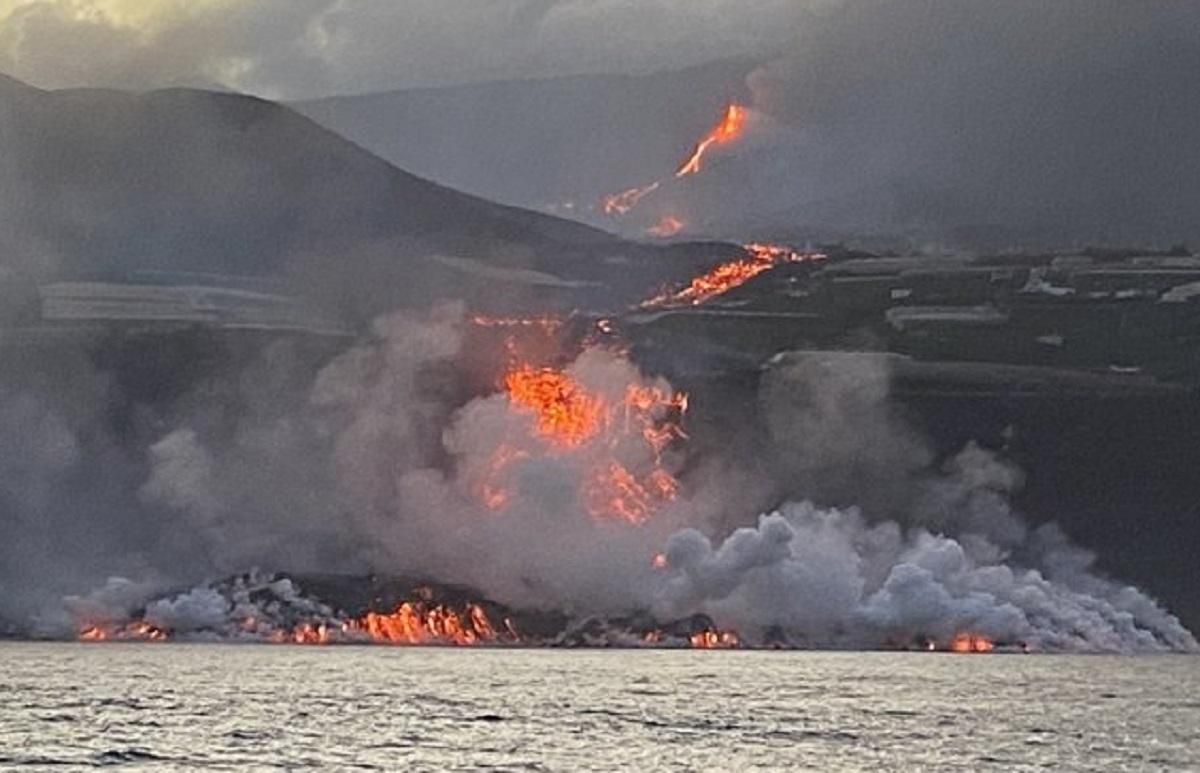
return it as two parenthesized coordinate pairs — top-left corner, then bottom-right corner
(949, 633), (996, 653)
(603, 182), (661, 216)
(690, 629), (741, 649)
(482, 360), (688, 524)
(503, 365), (607, 449)
(641, 242), (820, 309)
(354, 601), (502, 646)
(79, 620), (169, 642)
(676, 103), (748, 177)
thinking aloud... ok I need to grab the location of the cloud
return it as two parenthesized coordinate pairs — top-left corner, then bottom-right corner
(0, 0), (814, 98)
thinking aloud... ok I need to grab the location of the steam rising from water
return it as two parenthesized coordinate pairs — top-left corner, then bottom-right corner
(1, 305), (1195, 652)
(658, 490), (1196, 652)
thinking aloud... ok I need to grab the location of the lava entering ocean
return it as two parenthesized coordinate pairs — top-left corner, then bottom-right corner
(70, 574), (754, 650)
(949, 633), (997, 654)
(54, 281), (1200, 656)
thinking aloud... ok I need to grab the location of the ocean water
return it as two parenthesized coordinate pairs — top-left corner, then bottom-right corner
(1, 644), (1197, 771)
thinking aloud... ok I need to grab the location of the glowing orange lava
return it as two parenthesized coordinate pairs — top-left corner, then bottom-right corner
(949, 633), (996, 653)
(676, 104), (749, 178)
(79, 620), (168, 642)
(602, 182), (661, 215)
(690, 629), (741, 649)
(647, 215), (686, 238)
(277, 622), (339, 645)
(353, 601), (503, 646)
(504, 365), (607, 448)
(483, 360), (687, 524)
(641, 242), (822, 309)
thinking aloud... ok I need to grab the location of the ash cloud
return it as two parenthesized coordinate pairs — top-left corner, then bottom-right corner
(739, 0), (1200, 246)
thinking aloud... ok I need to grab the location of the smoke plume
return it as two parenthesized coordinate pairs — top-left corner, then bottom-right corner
(2, 302), (1191, 652)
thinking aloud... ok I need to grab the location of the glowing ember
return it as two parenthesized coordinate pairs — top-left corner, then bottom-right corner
(641, 242), (821, 309)
(602, 182), (661, 216)
(690, 629), (741, 649)
(950, 633), (996, 653)
(676, 103), (749, 178)
(647, 215), (686, 238)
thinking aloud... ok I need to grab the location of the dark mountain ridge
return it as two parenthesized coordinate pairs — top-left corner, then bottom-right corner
(0, 76), (730, 321)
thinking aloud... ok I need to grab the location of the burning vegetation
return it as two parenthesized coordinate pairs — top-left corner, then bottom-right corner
(689, 628), (741, 649)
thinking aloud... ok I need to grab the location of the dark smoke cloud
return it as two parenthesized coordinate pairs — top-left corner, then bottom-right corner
(740, 0), (1200, 245)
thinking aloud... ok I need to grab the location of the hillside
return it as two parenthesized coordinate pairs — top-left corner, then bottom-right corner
(296, 38), (1200, 251)
(294, 59), (757, 216)
(0, 76), (725, 320)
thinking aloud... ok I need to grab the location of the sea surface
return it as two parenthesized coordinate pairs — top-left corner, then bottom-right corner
(1, 644), (1197, 771)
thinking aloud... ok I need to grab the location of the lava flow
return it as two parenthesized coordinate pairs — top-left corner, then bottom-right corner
(479, 359), (688, 524)
(79, 620), (167, 642)
(603, 182), (661, 215)
(689, 629), (741, 649)
(353, 601), (508, 645)
(504, 365), (608, 448)
(599, 102), (750, 219)
(676, 103), (749, 178)
(642, 242), (822, 308)
(647, 215), (686, 238)
(80, 598), (516, 647)
(949, 633), (996, 653)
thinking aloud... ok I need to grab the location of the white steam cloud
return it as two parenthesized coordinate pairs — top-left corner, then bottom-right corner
(2, 304), (1194, 653)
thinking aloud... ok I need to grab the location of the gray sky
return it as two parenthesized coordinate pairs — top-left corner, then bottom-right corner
(0, 0), (817, 98)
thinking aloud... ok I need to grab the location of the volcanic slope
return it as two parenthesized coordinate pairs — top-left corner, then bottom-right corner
(0, 75), (723, 321)
(294, 58), (757, 214)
